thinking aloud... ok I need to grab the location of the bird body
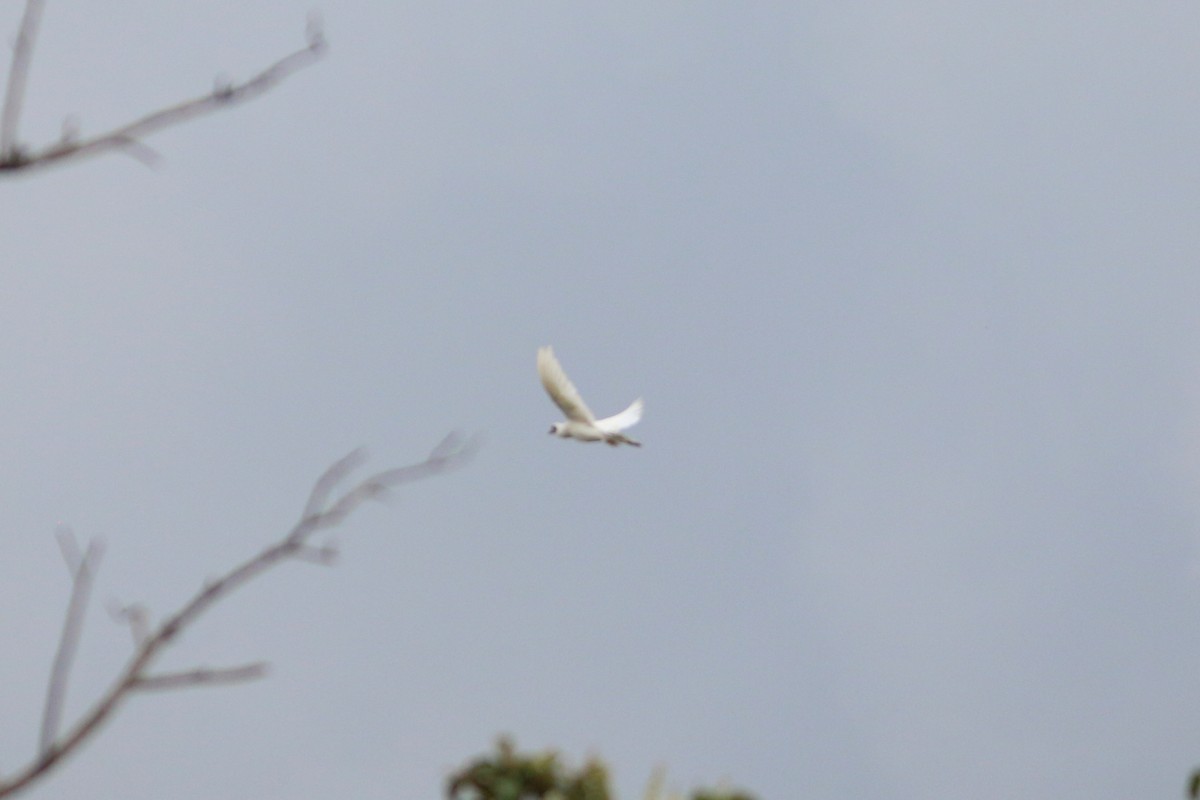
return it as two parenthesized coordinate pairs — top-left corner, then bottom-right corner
(537, 346), (643, 447)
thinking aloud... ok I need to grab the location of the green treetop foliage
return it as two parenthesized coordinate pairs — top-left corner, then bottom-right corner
(446, 737), (756, 800)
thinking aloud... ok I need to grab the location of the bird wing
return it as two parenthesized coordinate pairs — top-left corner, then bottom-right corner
(538, 346), (595, 423)
(595, 397), (643, 433)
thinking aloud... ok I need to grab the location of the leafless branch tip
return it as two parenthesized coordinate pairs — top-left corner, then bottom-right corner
(107, 601), (152, 648)
(0, 12), (326, 173)
(133, 663), (269, 692)
(40, 530), (104, 757)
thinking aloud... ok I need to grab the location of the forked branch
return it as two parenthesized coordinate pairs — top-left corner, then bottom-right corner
(0, 2), (326, 173)
(0, 434), (478, 799)
(0, 0), (45, 156)
(38, 530), (102, 756)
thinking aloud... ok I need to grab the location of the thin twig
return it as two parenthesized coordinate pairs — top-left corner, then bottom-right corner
(303, 448), (367, 519)
(39, 532), (104, 757)
(292, 543), (339, 566)
(107, 602), (151, 648)
(0, 435), (476, 799)
(0, 22), (326, 173)
(0, 0), (45, 158)
(53, 525), (81, 573)
(133, 663), (268, 692)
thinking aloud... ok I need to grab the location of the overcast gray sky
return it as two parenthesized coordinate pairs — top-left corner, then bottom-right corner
(3, 3), (1200, 799)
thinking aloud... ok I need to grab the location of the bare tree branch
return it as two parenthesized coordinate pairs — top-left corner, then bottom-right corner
(0, 434), (478, 799)
(39, 530), (103, 757)
(292, 542), (340, 566)
(0, 13), (326, 173)
(0, 0), (45, 158)
(52, 525), (81, 572)
(132, 663), (269, 692)
(108, 602), (151, 648)
(303, 448), (367, 519)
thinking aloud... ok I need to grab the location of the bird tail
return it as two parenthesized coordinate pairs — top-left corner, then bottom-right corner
(605, 432), (641, 447)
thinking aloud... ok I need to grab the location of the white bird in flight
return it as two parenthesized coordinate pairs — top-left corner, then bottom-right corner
(537, 346), (643, 447)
